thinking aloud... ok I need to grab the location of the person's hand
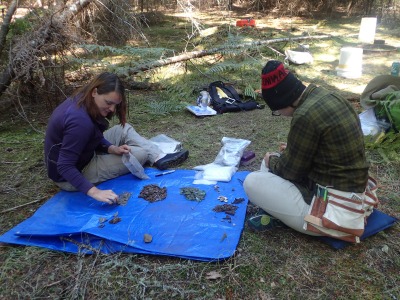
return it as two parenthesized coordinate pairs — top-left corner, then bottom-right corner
(279, 142), (287, 152)
(108, 144), (130, 155)
(87, 186), (118, 204)
(264, 152), (281, 168)
(264, 152), (273, 168)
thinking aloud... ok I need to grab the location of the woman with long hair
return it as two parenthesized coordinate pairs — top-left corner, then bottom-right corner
(44, 72), (188, 204)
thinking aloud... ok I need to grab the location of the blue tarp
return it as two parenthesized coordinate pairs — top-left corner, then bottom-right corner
(0, 169), (250, 261)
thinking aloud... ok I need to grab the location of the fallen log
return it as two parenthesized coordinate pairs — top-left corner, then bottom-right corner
(126, 34), (332, 75)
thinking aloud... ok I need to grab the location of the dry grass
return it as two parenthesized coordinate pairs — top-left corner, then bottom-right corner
(1, 9), (399, 300)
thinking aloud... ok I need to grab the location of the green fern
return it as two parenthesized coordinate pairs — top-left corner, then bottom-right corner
(77, 44), (173, 55)
(206, 60), (258, 75)
(244, 84), (258, 100)
(365, 130), (400, 163)
(145, 82), (192, 115)
(146, 99), (186, 115)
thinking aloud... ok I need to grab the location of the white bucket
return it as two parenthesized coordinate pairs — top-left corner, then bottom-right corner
(336, 47), (363, 79)
(358, 17), (377, 44)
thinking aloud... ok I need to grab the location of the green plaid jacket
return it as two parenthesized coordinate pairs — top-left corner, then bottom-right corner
(269, 84), (370, 204)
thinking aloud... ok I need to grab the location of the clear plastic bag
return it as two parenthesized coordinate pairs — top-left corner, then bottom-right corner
(122, 153), (150, 180)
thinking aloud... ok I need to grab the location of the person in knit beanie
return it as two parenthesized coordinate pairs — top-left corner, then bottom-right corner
(261, 60), (306, 112)
(243, 60), (370, 239)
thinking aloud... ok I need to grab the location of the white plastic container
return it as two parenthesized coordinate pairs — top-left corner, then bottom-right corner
(336, 47), (363, 79)
(358, 17), (377, 44)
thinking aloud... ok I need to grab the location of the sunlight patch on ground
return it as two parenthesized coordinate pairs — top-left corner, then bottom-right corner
(315, 52), (338, 64)
(200, 26), (219, 37)
(336, 81), (367, 95)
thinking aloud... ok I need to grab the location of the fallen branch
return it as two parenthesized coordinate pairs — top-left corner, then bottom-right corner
(126, 34), (332, 75)
(0, 196), (47, 214)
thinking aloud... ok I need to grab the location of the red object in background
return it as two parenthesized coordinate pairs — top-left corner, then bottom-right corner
(236, 19), (256, 27)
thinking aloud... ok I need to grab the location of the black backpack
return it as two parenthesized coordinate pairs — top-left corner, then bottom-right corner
(208, 81), (262, 114)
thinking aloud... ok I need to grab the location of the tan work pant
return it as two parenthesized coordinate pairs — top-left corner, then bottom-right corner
(243, 160), (320, 236)
(56, 124), (162, 191)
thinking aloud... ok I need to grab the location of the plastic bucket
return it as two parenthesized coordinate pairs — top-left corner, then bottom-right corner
(358, 17), (377, 44)
(336, 47), (363, 79)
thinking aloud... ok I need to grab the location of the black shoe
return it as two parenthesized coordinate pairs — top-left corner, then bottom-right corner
(154, 150), (189, 170)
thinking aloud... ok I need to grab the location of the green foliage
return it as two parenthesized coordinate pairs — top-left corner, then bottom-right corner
(69, 44), (176, 73)
(2, 14), (400, 300)
(218, 33), (252, 54)
(9, 18), (33, 36)
(374, 91), (400, 131)
(206, 61), (241, 74)
(365, 130), (400, 163)
(145, 99), (186, 115)
(244, 84), (258, 100)
(144, 81), (194, 115)
(77, 44), (174, 59)
(206, 59), (260, 77)
(163, 81), (193, 98)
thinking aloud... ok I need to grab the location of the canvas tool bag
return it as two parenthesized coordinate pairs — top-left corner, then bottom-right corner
(303, 177), (379, 243)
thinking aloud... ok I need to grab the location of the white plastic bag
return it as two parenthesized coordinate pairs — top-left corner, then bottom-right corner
(213, 137), (251, 167)
(193, 163), (237, 182)
(193, 137), (250, 184)
(284, 49), (314, 65)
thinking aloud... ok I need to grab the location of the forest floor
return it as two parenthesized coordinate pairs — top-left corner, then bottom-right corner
(0, 7), (399, 299)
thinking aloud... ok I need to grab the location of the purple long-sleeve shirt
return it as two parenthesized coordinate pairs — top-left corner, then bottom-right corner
(44, 96), (112, 194)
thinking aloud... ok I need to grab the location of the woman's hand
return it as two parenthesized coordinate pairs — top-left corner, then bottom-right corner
(108, 144), (130, 155)
(87, 186), (118, 204)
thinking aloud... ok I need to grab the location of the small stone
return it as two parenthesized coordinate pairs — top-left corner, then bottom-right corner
(117, 192), (131, 206)
(144, 233), (153, 243)
(109, 216), (121, 224)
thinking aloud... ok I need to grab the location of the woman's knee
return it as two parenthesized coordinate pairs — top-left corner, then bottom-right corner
(129, 148), (148, 165)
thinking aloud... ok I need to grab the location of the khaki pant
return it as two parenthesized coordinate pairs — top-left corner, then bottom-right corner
(56, 124), (162, 192)
(243, 161), (320, 236)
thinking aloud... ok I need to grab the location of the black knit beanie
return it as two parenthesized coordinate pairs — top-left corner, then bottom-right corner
(261, 60), (306, 111)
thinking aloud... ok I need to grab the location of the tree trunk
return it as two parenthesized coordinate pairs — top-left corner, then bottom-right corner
(0, 0), (18, 55)
(228, 0), (233, 10)
(126, 34), (332, 75)
(0, 0), (95, 96)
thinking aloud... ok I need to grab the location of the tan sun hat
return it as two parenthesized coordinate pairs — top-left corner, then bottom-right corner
(360, 75), (400, 108)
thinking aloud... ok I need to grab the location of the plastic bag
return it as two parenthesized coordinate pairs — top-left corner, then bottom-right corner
(284, 49), (313, 65)
(193, 137), (250, 184)
(214, 137), (251, 167)
(122, 153), (150, 180)
(193, 163), (237, 182)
